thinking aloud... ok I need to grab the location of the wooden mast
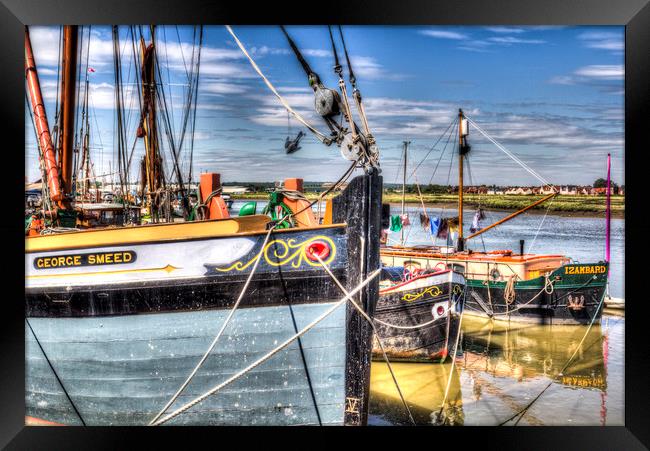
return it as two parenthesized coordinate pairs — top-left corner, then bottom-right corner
(457, 109), (465, 251)
(25, 27), (63, 203)
(138, 26), (163, 220)
(58, 25), (78, 208)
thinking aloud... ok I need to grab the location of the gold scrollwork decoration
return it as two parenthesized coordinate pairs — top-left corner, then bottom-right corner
(214, 235), (337, 272)
(402, 285), (443, 302)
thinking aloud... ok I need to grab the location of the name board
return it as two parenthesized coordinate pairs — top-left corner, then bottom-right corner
(34, 251), (137, 269)
(564, 265), (607, 275)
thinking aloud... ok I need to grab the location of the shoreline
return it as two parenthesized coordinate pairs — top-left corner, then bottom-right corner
(230, 196), (624, 219)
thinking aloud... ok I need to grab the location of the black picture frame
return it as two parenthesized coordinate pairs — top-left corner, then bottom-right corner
(2, 0), (648, 448)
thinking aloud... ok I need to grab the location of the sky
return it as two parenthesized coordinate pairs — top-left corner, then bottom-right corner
(25, 25), (624, 187)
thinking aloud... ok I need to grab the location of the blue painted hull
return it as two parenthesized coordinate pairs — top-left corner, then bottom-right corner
(26, 303), (347, 425)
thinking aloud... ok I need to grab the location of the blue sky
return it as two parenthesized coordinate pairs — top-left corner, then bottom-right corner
(25, 25), (624, 187)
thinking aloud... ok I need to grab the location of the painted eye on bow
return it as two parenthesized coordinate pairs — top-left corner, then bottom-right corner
(305, 241), (331, 262)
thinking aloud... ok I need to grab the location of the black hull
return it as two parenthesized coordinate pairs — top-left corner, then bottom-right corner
(465, 283), (606, 325)
(373, 276), (464, 362)
(25, 268), (348, 318)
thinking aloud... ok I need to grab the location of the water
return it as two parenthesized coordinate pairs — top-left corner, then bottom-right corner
(232, 199), (625, 426)
(368, 314), (624, 426)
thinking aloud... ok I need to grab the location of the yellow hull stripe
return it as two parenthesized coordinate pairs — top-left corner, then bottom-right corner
(26, 264), (180, 279)
(26, 215), (348, 253)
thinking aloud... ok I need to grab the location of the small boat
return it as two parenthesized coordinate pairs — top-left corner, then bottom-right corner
(373, 267), (465, 362)
(381, 110), (609, 325)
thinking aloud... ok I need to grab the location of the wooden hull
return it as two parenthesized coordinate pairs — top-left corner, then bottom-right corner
(381, 248), (607, 325)
(25, 173), (383, 426)
(373, 271), (465, 362)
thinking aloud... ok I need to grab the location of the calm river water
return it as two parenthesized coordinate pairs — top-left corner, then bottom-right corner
(231, 200), (625, 426)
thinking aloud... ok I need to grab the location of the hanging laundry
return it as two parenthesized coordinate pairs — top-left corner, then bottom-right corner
(419, 213), (430, 229)
(390, 215), (403, 232)
(400, 214), (411, 226)
(437, 218), (449, 239)
(450, 230), (458, 244)
(470, 208), (486, 233)
(429, 217), (440, 237)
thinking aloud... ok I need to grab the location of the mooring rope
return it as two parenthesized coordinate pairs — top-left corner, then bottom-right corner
(314, 255), (416, 425)
(433, 303), (465, 426)
(467, 276), (559, 317)
(149, 219), (283, 425)
(151, 268), (382, 426)
(498, 286), (607, 426)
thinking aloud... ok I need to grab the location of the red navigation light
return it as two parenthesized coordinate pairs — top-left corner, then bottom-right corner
(305, 240), (331, 262)
(436, 305), (446, 317)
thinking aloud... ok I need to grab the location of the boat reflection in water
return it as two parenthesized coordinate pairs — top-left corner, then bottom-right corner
(368, 361), (464, 426)
(368, 314), (613, 426)
(461, 316), (606, 391)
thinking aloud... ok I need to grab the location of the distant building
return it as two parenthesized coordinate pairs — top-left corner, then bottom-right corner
(222, 186), (251, 194)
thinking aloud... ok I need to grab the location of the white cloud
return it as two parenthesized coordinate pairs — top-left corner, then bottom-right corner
(487, 36), (546, 45)
(419, 30), (469, 40)
(202, 81), (248, 95)
(574, 65), (624, 80)
(578, 31), (624, 52)
(485, 27), (526, 34)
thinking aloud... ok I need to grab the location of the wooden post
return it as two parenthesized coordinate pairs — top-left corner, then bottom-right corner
(283, 178), (318, 227)
(199, 173), (229, 220)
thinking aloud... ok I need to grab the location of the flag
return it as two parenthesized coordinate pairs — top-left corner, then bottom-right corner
(87, 67), (96, 73)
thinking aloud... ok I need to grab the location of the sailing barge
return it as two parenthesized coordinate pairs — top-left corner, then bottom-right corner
(25, 25), (385, 425)
(374, 268), (465, 362)
(381, 110), (608, 325)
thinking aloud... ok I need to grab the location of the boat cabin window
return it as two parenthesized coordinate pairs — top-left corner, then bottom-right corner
(447, 263), (465, 275)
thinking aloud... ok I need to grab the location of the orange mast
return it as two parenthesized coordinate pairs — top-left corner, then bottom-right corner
(25, 27), (63, 203)
(58, 25), (78, 206)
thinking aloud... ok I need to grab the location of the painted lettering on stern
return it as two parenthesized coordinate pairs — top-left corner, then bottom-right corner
(33, 251), (137, 269)
(564, 265), (607, 275)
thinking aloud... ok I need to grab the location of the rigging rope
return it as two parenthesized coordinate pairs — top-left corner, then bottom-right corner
(225, 25), (332, 145)
(465, 116), (555, 189)
(151, 268), (382, 426)
(26, 319), (86, 425)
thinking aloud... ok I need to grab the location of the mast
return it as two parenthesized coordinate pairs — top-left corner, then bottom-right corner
(59, 25), (79, 208)
(138, 27), (164, 219)
(606, 153), (611, 263)
(25, 27), (63, 203)
(458, 109), (466, 251)
(400, 140), (409, 245)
